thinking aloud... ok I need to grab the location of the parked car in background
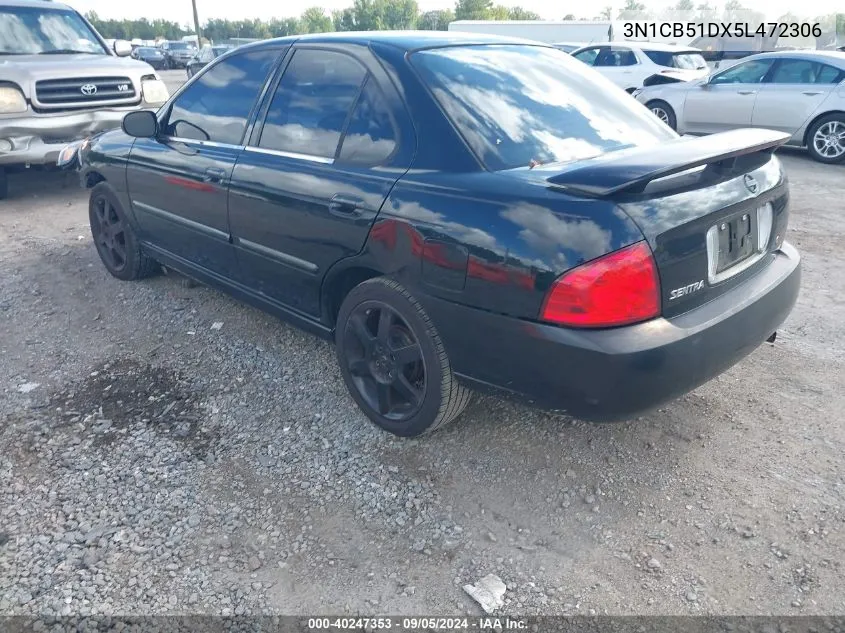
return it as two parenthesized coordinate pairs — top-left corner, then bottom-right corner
(158, 40), (196, 69)
(571, 42), (709, 92)
(552, 42), (583, 54)
(186, 45), (233, 78)
(634, 50), (845, 163)
(64, 32), (800, 437)
(0, 0), (170, 199)
(131, 46), (166, 70)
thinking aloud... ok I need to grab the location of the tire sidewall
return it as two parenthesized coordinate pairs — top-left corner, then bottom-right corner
(89, 183), (144, 281)
(335, 280), (447, 437)
(807, 115), (845, 164)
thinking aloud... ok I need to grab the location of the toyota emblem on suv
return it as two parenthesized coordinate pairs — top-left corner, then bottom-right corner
(80, 83), (98, 96)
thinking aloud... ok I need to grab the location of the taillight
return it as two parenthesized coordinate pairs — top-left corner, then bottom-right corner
(540, 241), (661, 328)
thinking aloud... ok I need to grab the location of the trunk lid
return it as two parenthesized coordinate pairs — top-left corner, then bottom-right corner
(508, 129), (792, 318)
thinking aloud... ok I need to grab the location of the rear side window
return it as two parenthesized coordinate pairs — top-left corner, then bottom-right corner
(337, 77), (397, 165)
(163, 49), (279, 145)
(769, 59), (845, 84)
(258, 49), (367, 159)
(816, 63), (845, 84)
(411, 44), (675, 172)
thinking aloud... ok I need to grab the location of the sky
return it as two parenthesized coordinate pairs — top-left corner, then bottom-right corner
(69, 0), (841, 26)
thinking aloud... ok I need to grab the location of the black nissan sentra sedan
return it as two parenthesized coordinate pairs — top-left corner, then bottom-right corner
(60, 32), (801, 437)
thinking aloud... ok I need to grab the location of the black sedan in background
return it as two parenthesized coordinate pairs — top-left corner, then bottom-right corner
(186, 44), (233, 78)
(130, 46), (166, 69)
(66, 32), (800, 437)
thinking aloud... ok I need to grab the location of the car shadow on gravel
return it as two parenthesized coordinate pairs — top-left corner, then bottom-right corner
(48, 357), (217, 458)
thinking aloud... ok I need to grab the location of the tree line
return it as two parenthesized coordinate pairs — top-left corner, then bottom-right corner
(85, 0), (842, 44)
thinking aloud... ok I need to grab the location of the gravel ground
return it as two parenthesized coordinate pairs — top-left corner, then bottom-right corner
(0, 149), (843, 618)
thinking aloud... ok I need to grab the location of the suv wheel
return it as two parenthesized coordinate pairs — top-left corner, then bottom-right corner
(335, 277), (472, 437)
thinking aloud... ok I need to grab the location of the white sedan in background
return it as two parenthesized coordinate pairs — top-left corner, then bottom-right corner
(569, 41), (709, 92)
(633, 50), (845, 164)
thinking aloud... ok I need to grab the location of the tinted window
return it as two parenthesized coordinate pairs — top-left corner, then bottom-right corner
(573, 47), (600, 65)
(411, 45), (675, 172)
(769, 59), (844, 84)
(643, 50), (707, 69)
(337, 77), (397, 165)
(596, 49), (637, 67)
(711, 59), (773, 84)
(817, 63), (845, 84)
(258, 49), (366, 158)
(164, 49), (278, 145)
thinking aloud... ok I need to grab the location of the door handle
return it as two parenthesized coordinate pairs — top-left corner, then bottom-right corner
(329, 194), (364, 217)
(802, 91), (822, 96)
(203, 167), (226, 183)
(737, 90), (756, 95)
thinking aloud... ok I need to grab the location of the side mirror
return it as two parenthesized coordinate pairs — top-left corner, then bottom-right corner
(122, 110), (158, 138)
(113, 40), (132, 57)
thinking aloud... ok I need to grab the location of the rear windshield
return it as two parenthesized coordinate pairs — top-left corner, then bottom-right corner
(643, 50), (708, 69)
(411, 44), (675, 172)
(170, 42), (193, 50)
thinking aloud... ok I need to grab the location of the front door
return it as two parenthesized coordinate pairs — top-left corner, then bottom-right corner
(126, 47), (281, 277)
(227, 45), (414, 317)
(683, 58), (774, 134)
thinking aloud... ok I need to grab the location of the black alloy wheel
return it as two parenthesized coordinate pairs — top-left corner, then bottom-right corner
(335, 278), (472, 437)
(88, 183), (159, 281)
(343, 300), (426, 421)
(91, 193), (128, 273)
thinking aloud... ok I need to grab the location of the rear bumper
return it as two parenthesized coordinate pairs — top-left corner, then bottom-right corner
(420, 242), (801, 421)
(0, 107), (154, 167)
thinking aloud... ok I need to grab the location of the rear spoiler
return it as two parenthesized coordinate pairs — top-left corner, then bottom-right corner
(546, 129), (791, 198)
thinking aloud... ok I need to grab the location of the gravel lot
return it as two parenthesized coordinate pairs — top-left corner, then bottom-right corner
(1, 108), (843, 617)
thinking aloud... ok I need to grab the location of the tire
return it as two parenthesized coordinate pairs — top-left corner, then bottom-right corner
(89, 183), (159, 281)
(646, 100), (677, 131)
(0, 167), (7, 200)
(335, 277), (472, 437)
(806, 114), (845, 164)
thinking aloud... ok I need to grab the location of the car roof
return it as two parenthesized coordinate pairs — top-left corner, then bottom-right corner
(0, 0), (75, 8)
(241, 30), (549, 53)
(744, 49), (845, 67)
(575, 41), (702, 52)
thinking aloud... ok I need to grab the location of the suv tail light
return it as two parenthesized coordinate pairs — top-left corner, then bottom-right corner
(540, 241), (661, 328)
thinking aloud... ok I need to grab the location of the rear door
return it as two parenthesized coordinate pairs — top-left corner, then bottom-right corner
(683, 58), (774, 134)
(594, 47), (639, 89)
(752, 58), (844, 135)
(227, 44), (415, 317)
(126, 47), (281, 276)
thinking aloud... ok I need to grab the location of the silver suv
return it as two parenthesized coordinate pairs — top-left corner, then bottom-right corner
(0, 0), (170, 198)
